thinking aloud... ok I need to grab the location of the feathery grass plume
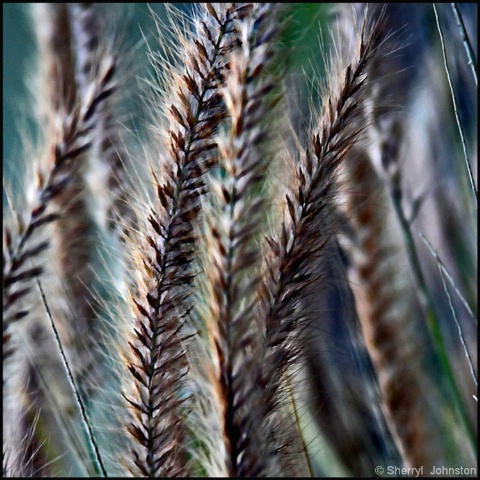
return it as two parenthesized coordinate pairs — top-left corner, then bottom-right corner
(3, 3), (76, 339)
(67, 2), (136, 404)
(144, 2), (253, 223)
(31, 2), (123, 403)
(32, 4), (98, 398)
(3, 3), (119, 475)
(3, 251), (37, 477)
(2, 226), (37, 360)
(119, 4), (253, 477)
(120, 2), (254, 298)
(120, 227), (190, 477)
(339, 147), (451, 469)
(182, 337), (230, 477)
(336, 3), (473, 469)
(197, 4), (283, 475)
(69, 3), (100, 98)
(69, 3), (134, 237)
(303, 237), (402, 476)
(257, 9), (385, 471)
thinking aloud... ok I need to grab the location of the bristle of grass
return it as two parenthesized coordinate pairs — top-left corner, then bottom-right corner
(337, 4), (475, 468)
(257, 14), (385, 470)
(119, 4), (255, 477)
(198, 4), (282, 475)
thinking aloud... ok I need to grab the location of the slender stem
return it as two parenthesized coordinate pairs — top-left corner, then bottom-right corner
(417, 232), (477, 386)
(450, 3), (477, 86)
(439, 257), (478, 387)
(433, 4), (477, 205)
(388, 182), (476, 453)
(13, 331), (92, 477)
(36, 278), (108, 477)
(285, 375), (314, 477)
(418, 232), (476, 324)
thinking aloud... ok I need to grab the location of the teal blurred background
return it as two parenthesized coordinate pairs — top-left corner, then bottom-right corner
(4, 3), (36, 200)
(3, 4), (173, 203)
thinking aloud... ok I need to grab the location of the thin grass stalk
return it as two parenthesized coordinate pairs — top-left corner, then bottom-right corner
(284, 374), (314, 477)
(15, 340), (96, 476)
(338, 3), (472, 465)
(388, 165), (476, 452)
(367, 79), (478, 460)
(36, 278), (107, 477)
(418, 232), (478, 387)
(418, 231), (476, 323)
(450, 3), (477, 86)
(433, 4), (477, 205)
(440, 262), (478, 387)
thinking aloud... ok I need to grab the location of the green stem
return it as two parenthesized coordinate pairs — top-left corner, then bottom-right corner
(389, 184), (476, 454)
